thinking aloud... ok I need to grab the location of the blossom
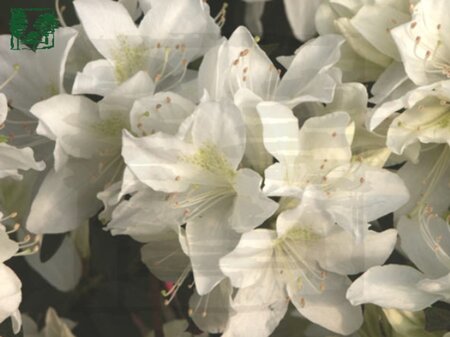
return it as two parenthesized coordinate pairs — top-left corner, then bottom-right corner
(390, 0), (450, 85)
(198, 26), (344, 172)
(258, 104), (409, 238)
(370, 81), (450, 160)
(220, 202), (398, 336)
(347, 148), (450, 311)
(27, 70), (194, 234)
(315, 0), (413, 83)
(122, 99), (278, 294)
(72, 0), (220, 96)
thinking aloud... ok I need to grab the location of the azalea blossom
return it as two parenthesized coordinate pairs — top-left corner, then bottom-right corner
(220, 202), (398, 336)
(258, 104), (409, 237)
(27, 73), (194, 234)
(199, 26), (344, 173)
(347, 146), (450, 311)
(122, 99), (278, 294)
(315, 0), (414, 83)
(391, 0), (450, 85)
(370, 80), (450, 158)
(72, 0), (221, 96)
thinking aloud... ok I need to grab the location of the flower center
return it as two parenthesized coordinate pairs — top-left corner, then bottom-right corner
(183, 143), (236, 180)
(112, 36), (149, 83)
(91, 114), (129, 138)
(273, 226), (326, 304)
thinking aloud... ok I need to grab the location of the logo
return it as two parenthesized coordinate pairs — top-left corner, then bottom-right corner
(9, 8), (59, 51)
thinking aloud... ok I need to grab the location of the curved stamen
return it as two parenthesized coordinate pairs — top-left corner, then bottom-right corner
(0, 64), (20, 91)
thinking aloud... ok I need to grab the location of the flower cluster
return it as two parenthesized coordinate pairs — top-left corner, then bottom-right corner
(0, 0), (449, 336)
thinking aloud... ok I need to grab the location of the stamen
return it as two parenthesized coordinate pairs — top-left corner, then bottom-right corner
(55, 0), (68, 27)
(0, 64), (20, 91)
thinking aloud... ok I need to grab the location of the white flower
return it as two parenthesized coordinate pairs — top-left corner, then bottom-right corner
(27, 71), (193, 233)
(0, 216), (21, 334)
(72, 0), (220, 96)
(122, 99), (278, 294)
(369, 80), (450, 156)
(258, 104), (409, 238)
(199, 26), (343, 106)
(347, 146), (450, 312)
(220, 202), (398, 336)
(391, 0), (450, 85)
(199, 26), (343, 173)
(315, 0), (413, 82)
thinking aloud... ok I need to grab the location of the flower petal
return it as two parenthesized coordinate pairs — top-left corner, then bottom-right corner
(220, 229), (275, 288)
(347, 265), (441, 310)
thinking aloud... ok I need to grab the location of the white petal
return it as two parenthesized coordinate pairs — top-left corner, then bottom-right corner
(220, 229), (275, 288)
(0, 28), (77, 111)
(0, 230), (18, 263)
(122, 130), (194, 192)
(284, 0), (321, 41)
(30, 94), (107, 160)
(72, 60), (118, 96)
(74, 0), (140, 60)
(417, 273), (450, 301)
(316, 228), (398, 275)
(0, 264), (22, 326)
(347, 265), (441, 310)
(0, 93), (8, 125)
(222, 269), (288, 337)
(191, 100), (246, 169)
(229, 169), (278, 233)
(26, 158), (108, 234)
(107, 189), (183, 238)
(138, 0), (220, 61)
(25, 236), (82, 292)
(350, 5), (408, 60)
(397, 215), (450, 278)
(130, 92), (194, 136)
(257, 102), (299, 164)
(298, 110), (353, 169)
(0, 144), (45, 179)
(189, 280), (232, 334)
(290, 273), (363, 335)
(186, 208), (241, 295)
(305, 163), (409, 238)
(276, 35), (344, 105)
(233, 89), (272, 174)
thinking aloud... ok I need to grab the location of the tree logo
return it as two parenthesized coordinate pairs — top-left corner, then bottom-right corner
(9, 8), (59, 50)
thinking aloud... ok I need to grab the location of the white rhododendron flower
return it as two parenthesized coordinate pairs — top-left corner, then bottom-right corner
(258, 104), (409, 238)
(72, 0), (221, 96)
(220, 202), (398, 336)
(391, 0), (450, 85)
(122, 99), (278, 294)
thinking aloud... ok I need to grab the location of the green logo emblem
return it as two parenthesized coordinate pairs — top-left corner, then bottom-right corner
(9, 8), (59, 51)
